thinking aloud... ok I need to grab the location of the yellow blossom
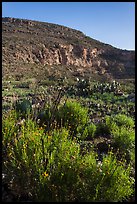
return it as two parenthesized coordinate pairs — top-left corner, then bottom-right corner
(42, 171), (49, 177)
(106, 171), (110, 175)
(8, 152), (12, 157)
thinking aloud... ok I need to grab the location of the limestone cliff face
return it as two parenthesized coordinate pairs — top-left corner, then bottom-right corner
(6, 44), (103, 67)
(2, 17), (135, 79)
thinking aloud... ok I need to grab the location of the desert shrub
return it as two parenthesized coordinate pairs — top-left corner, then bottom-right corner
(87, 123), (96, 138)
(111, 114), (134, 129)
(15, 99), (32, 118)
(94, 152), (134, 202)
(2, 110), (18, 148)
(2, 110), (134, 202)
(94, 116), (109, 136)
(105, 114), (135, 149)
(95, 114), (134, 138)
(38, 128), (81, 202)
(77, 123), (96, 140)
(95, 117), (117, 137)
(2, 114), (46, 198)
(2, 117), (81, 201)
(95, 122), (110, 136)
(57, 100), (89, 136)
(36, 106), (52, 128)
(99, 114), (135, 164)
(75, 151), (134, 202)
(111, 127), (135, 151)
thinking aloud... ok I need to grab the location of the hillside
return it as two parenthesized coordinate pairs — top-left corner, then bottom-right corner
(2, 17), (135, 202)
(2, 17), (135, 81)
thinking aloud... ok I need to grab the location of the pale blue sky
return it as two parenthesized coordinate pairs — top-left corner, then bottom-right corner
(2, 2), (135, 50)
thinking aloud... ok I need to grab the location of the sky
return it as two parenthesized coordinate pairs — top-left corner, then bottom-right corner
(2, 2), (135, 50)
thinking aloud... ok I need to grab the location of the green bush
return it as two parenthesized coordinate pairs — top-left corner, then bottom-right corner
(77, 123), (96, 140)
(2, 117), (81, 201)
(57, 100), (89, 136)
(2, 110), (18, 147)
(95, 114), (134, 137)
(2, 114), (45, 194)
(94, 116), (114, 137)
(86, 123), (96, 138)
(93, 152), (134, 202)
(40, 128), (81, 202)
(95, 118), (116, 137)
(111, 127), (135, 151)
(75, 151), (134, 202)
(112, 114), (134, 129)
(2, 109), (134, 202)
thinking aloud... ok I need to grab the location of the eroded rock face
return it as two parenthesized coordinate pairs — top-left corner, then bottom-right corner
(3, 43), (105, 67)
(2, 17), (135, 79)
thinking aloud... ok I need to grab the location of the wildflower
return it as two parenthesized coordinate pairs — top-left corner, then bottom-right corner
(2, 173), (6, 179)
(23, 143), (27, 148)
(35, 132), (39, 136)
(97, 161), (102, 167)
(42, 171), (49, 177)
(98, 168), (102, 173)
(106, 171), (110, 175)
(71, 155), (75, 159)
(104, 159), (109, 164)
(48, 135), (51, 139)
(8, 152), (12, 157)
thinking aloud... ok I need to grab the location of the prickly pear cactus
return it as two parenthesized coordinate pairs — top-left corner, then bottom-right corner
(15, 99), (32, 116)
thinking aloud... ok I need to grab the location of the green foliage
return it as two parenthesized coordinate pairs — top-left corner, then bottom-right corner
(77, 123), (96, 140)
(95, 116), (116, 136)
(15, 99), (32, 118)
(87, 123), (97, 138)
(105, 114), (135, 150)
(2, 110), (134, 202)
(57, 100), (88, 136)
(111, 127), (135, 150)
(95, 114), (134, 138)
(93, 152), (134, 202)
(111, 114), (134, 128)
(2, 78), (135, 202)
(75, 151), (134, 202)
(2, 110), (18, 147)
(95, 122), (110, 136)
(104, 114), (135, 164)
(39, 128), (81, 202)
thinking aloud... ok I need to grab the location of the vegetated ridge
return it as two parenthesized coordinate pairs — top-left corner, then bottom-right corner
(2, 17), (135, 81)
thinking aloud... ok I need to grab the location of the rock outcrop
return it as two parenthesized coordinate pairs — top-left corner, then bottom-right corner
(2, 17), (135, 80)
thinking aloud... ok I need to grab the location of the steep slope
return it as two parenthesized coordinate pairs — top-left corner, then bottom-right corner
(2, 17), (135, 81)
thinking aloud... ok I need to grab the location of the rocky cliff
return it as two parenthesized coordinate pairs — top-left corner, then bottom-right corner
(2, 17), (135, 80)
